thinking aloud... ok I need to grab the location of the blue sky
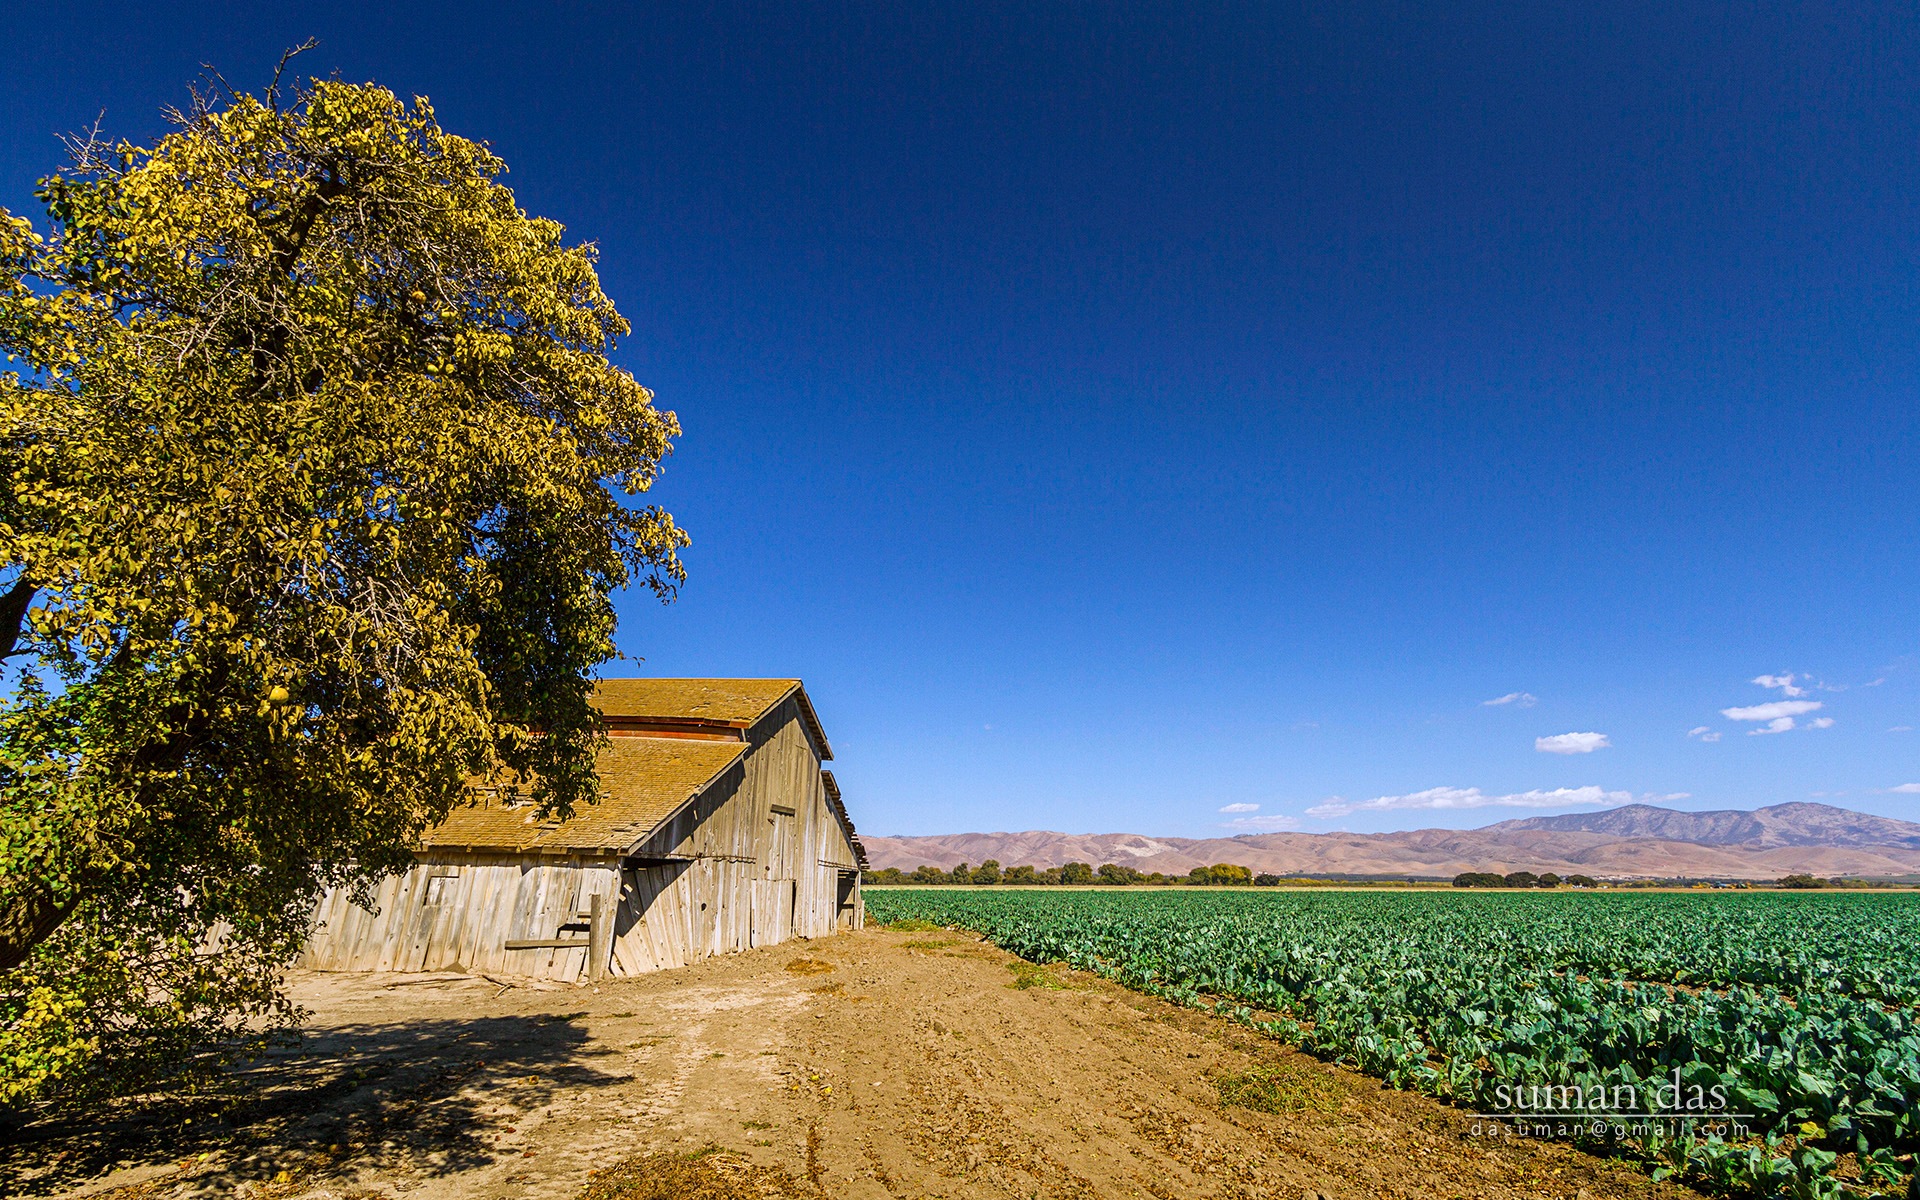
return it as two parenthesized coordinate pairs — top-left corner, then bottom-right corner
(5, 2), (1917, 837)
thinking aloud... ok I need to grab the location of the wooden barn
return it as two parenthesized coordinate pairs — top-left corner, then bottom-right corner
(301, 679), (867, 981)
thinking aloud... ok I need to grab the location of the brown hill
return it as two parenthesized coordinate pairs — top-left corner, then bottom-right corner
(1487, 801), (1920, 849)
(861, 803), (1920, 880)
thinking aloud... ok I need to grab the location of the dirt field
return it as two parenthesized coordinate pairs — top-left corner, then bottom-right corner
(9, 927), (1705, 1200)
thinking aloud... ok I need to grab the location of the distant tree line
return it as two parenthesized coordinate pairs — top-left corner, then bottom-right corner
(861, 862), (1451, 887)
(1449, 872), (1897, 890)
(861, 865), (1908, 891)
(862, 860), (1275, 886)
(1452, 871), (1597, 889)
(1775, 874), (1890, 890)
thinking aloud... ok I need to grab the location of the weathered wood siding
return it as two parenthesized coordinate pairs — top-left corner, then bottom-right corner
(302, 695), (863, 980)
(301, 854), (621, 977)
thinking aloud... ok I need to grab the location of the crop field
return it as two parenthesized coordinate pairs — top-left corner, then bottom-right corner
(866, 888), (1920, 1198)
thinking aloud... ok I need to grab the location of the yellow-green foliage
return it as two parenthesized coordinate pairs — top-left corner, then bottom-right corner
(0, 76), (685, 1108)
(1188, 863), (1253, 886)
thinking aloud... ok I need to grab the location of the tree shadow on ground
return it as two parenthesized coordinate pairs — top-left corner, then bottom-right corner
(1, 1009), (628, 1196)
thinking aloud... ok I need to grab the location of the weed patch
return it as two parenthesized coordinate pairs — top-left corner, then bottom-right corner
(1215, 1063), (1349, 1115)
(783, 957), (834, 976)
(880, 918), (945, 932)
(1006, 961), (1079, 990)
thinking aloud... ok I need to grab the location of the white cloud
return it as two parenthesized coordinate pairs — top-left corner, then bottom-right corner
(1866, 678), (1888, 687)
(1891, 726), (1914, 733)
(1808, 717), (1835, 729)
(1217, 802), (1260, 814)
(1722, 700), (1823, 722)
(1753, 674), (1807, 697)
(1536, 731), (1610, 755)
(1751, 716), (1798, 735)
(1687, 726), (1722, 743)
(1483, 692), (1538, 708)
(1883, 783), (1920, 794)
(1305, 785), (1632, 819)
(1219, 814), (1301, 832)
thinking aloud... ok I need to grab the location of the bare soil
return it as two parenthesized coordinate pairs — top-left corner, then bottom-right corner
(7, 928), (1705, 1200)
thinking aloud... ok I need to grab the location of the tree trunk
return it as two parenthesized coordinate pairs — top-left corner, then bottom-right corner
(0, 874), (92, 973)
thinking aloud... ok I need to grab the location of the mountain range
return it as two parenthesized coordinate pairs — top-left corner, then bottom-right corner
(861, 802), (1920, 880)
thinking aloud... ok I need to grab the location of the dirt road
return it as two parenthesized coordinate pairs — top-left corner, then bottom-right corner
(11, 927), (1700, 1200)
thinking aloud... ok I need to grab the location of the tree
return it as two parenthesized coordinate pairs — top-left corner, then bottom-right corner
(909, 865), (946, 885)
(1059, 861), (1094, 885)
(1502, 871), (1539, 889)
(970, 860), (1001, 885)
(1003, 864), (1036, 885)
(1536, 872), (1561, 888)
(1252, 873), (1282, 887)
(1207, 863), (1253, 886)
(1564, 874), (1597, 888)
(1778, 873), (1826, 890)
(1096, 862), (1140, 886)
(0, 74), (686, 1107)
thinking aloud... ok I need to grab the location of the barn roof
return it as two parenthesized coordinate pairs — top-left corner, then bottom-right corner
(424, 737), (748, 855)
(591, 678), (833, 760)
(422, 679), (848, 856)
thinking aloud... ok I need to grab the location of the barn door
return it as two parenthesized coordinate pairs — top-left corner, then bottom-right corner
(778, 879), (797, 938)
(768, 807), (796, 880)
(755, 806), (798, 945)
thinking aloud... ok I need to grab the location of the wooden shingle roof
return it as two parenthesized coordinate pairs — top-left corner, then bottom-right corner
(592, 678), (800, 725)
(424, 737), (747, 854)
(592, 678), (833, 761)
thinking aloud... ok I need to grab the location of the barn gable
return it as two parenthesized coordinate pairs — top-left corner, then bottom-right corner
(301, 679), (864, 980)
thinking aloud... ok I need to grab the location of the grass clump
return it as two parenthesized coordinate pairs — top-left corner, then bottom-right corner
(578, 1150), (806, 1200)
(783, 957), (834, 975)
(1005, 960), (1079, 990)
(1215, 1063), (1349, 1115)
(881, 918), (944, 931)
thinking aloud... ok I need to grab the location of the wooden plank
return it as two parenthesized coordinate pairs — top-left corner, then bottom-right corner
(587, 885), (607, 982)
(504, 938), (592, 949)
